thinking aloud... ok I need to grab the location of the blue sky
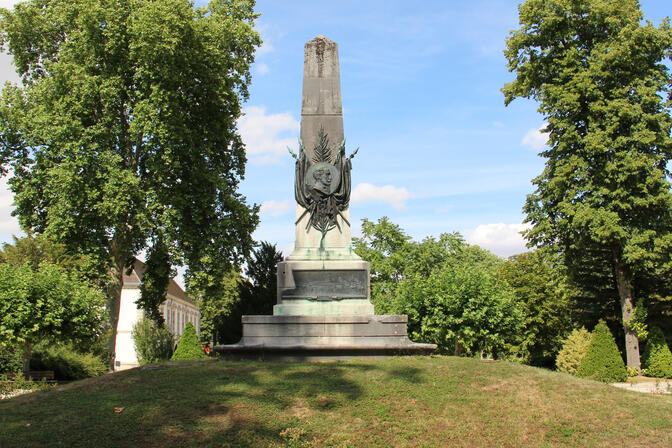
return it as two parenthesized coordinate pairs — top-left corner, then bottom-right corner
(238, 0), (671, 257)
(0, 0), (670, 266)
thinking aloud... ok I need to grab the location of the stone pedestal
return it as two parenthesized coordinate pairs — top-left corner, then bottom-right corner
(216, 315), (436, 360)
(275, 259), (374, 316)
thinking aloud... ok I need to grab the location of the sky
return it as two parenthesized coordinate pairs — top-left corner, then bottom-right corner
(0, 0), (670, 273)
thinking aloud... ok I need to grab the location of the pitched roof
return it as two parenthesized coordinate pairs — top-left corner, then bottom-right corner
(122, 259), (195, 305)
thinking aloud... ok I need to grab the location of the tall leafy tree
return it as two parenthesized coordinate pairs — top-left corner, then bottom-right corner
(240, 241), (283, 316)
(0, 0), (261, 361)
(503, 0), (672, 370)
(354, 217), (522, 357)
(0, 263), (106, 372)
(194, 268), (244, 345)
(499, 250), (574, 366)
(195, 241), (283, 345)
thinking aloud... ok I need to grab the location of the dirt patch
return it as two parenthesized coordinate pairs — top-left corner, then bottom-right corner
(612, 381), (672, 394)
(287, 398), (314, 419)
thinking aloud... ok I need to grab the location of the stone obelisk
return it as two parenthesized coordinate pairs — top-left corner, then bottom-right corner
(288, 36), (356, 259)
(213, 36), (436, 359)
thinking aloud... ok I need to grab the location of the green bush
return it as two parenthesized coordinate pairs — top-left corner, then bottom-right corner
(0, 343), (24, 375)
(132, 317), (174, 365)
(30, 344), (107, 380)
(171, 322), (207, 361)
(577, 321), (627, 383)
(556, 327), (592, 375)
(642, 326), (672, 379)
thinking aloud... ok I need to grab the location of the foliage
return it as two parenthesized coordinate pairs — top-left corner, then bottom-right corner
(0, 371), (52, 396)
(30, 343), (107, 381)
(400, 263), (523, 357)
(642, 326), (672, 378)
(194, 268), (244, 345)
(504, 0), (672, 370)
(0, 0), (261, 358)
(0, 342), (22, 375)
(171, 322), (207, 361)
(354, 217), (522, 357)
(577, 321), (627, 383)
(131, 317), (174, 365)
(499, 250), (574, 367)
(556, 327), (592, 375)
(352, 217), (413, 312)
(353, 217), (501, 314)
(0, 263), (107, 371)
(239, 241), (283, 316)
(1, 234), (80, 271)
(138, 240), (172, 324)
(627, 299), (649, 342)
(195, 241), (283, 345)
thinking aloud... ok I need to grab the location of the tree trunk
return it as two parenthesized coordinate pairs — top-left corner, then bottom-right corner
(613, 252), (640, 372)
(454, 339), (463, 356)
(106, 255), (125, 372)
(22, 341), (32, 374)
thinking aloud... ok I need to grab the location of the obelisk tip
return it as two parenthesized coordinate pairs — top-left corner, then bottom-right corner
(308, 35), (335, 44)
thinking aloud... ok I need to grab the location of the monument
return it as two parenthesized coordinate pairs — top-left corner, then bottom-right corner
(214, 36), (436, 359)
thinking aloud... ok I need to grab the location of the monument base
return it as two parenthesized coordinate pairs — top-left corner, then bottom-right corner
(213, 315), (437, 360)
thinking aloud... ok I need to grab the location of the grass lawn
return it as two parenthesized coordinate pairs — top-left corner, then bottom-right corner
(1, 356), (671, 447)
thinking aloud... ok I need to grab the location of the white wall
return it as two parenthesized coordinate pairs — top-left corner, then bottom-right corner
(114, 289), (201, 371)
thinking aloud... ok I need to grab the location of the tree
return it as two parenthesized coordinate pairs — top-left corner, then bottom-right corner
(194, 241), (283, 345)
(353, 217), (413, 314)
(503, 0), (672, 371)
(132, 317), (174, 365)
(0, 234), (97, 281)
(0, 263), (107, 372)
(399, 263), (523, 357)
(556, 327), (592, 375)
(642, 326), (672, 378)
(0, 0), (261, 363)
(354, 217), (522, 357)
(171, 322), (207, 361)
(499, 250), (574, 366)
(193, 268), (244, 345)
(577, 320), (627, 383)
(240, 241), (284, 316)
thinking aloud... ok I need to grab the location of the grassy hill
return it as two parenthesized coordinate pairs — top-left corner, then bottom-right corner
(1, 356), (671, 447)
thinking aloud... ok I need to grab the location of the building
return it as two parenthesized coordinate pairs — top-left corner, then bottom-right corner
(114, 259), (200, 371)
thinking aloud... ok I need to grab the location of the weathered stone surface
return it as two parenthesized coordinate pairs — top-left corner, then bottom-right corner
(290, 35), (355, 258)
(300, 36), (343, 159)
(213, 315), (436, 359)
(275, 259), (374, 315)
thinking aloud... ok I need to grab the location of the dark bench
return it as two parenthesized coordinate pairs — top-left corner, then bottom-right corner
(24, 371), (55, 381)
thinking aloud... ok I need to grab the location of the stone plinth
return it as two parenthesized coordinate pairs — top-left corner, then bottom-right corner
(275, 259), (374, 316)
(213, 315), (436, 360)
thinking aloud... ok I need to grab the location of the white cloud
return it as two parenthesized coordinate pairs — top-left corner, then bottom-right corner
(279, 243), (293, 257)
(260, 199), (292, 217)
(466, 223), (531, 258)
(256, 62), (269, 75)
(257, 41), (274, 56)
(0, 175), (23, 239)
(521, 124), (549, 150)
(351, 183), (413, 210)
(0, 52), (20, 85)
(492, 121), (504, 127)
(237, 106), (299, 164)
(0, 0), (21, 9)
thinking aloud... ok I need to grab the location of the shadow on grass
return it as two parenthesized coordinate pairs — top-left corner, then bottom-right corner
(0, 358), (421, 448)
